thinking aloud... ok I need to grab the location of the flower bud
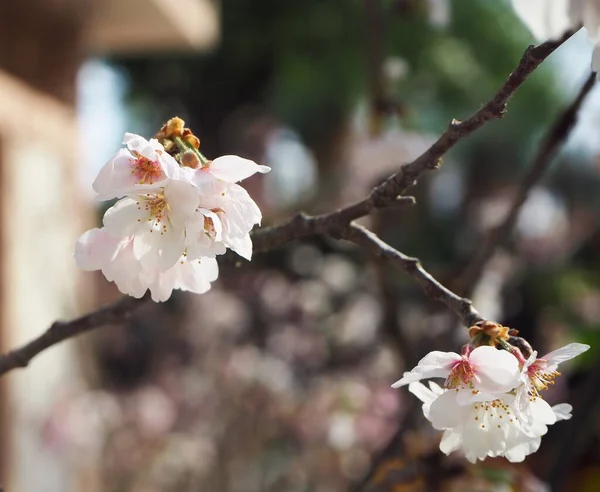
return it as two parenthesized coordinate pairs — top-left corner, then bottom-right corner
(165, 117), (185, 137)
(469, 320), (510, 346)
(183, 132), (200, 149)
(163, 139), (175, 152)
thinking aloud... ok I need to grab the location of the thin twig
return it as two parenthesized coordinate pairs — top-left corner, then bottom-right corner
(456, 71), (596, 295)
(338, 223), (483, 327)
(0, 33), (574, 378)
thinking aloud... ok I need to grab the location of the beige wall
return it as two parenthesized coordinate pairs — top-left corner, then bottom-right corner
(0, 71), (92, 491)
(88, 0), (220, 54)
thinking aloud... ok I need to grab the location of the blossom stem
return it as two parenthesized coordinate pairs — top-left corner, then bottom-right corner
(174, 136), (208, 166)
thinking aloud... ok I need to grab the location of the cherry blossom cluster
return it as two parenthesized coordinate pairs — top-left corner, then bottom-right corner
(512, 0), (600, 75)
(393, 322), (589, 463)
(75, 117), (270, 302)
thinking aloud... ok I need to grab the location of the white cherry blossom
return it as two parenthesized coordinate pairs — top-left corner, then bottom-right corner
(75, 228), (218, 302)
(76, 122), (269, 302)
(186, 181), (263, 261)
(514, 342), (589, 425)
(102, 179), (200, 271)
(408, 380), (573, 463)
(392, 345), (520, 395)
(93, 133), (181, 200)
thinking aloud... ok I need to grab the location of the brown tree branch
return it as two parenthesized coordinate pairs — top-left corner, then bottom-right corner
(0, 32), (575, 378)
(455, 71), (596, 296)
(0, 294), (150, 378)
(252, 29), (576, 253)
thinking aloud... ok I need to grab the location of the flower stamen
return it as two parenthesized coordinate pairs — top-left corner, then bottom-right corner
(528, 362), (560, 397)
(131, 153), (162, 184)
(445, 359), (475, 389)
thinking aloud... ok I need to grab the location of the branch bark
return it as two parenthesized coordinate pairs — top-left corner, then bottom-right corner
(338, 224), (483, 327)
(252, 29), (577, 253)
(0, 294), (150, 378)
(455, 71), (596, 295)
(0, 32), (576, 378)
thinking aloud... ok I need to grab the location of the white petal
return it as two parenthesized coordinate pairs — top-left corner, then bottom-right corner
(543, 343), (590, 370)
(407, 381), (438, 405)
(552, 403), (573, 421)
(512, 0), (575, 41)
(157, 229), (187, 271)
(149, 268), (177, 302)
(469, 346), (520, 394)
(392, 371), (425, 388)
(163, 180), (200, 220)
(439, 430), (462, 455)
(174, 257), (219, 294)
(159, 152), (184, 180)
(92, 149), (138, 200)
(455, 389), (498, 406)
(208, 155), (271, 183)
(428, 381), (444, 395)
(103, 198), (147, 236)
(133, 226), (186, 271)
(226, 234), (253, 260)
(189, 170), (227, 198)
(74, 228), (122, 271)
(461, 418), (503, 462)
(391, 353), (458, 387)
(428, 391), (463, 429)
(417, 351), (462, 370)
(529, 397), (557, 428)
(504, 437), (541, 463)
(221, 184), (262, 229)
(123, 133), (152, 153)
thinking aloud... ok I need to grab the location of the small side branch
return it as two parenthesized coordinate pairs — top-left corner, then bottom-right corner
(338, 223), (483, 327)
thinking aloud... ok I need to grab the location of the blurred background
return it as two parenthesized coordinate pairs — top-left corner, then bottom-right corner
(1, 0), (600, 490)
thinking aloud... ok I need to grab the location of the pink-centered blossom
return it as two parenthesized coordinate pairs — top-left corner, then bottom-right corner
(93, 133), (181, 200)
(395, 342), (589, 463)
(408, 380), (572, 463)
(514, 342), (589, 425)
(392, 346), (520, 395)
